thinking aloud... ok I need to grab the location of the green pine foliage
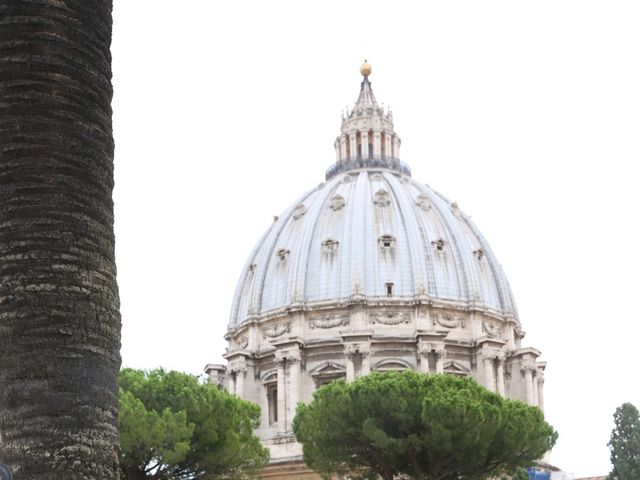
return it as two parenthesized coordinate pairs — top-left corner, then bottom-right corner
(608, 402), (640, 480)
(293, 371), (557, 480)
(118, 368), (269, 480)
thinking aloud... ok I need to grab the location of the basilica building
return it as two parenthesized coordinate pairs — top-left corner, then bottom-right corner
(206, 62), (546, 477)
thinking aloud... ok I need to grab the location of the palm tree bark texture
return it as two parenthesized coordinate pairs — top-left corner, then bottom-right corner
(0, 1), (121, 479)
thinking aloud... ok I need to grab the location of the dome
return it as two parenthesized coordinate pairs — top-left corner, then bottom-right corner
(212, 66), (544, 468)
(228, 171), (518, 329)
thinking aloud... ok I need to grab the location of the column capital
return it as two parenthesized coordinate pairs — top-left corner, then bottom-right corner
(521, 360), (536, 374)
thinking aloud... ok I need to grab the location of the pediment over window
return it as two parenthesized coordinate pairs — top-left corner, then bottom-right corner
(261, 369), (278, 384)
(373, 358), (412, 371)
(443, 360), (469, 376)
(309, 361), (346, 377)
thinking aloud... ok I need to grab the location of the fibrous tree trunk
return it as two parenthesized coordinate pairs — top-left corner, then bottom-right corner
(0, 1), (120, 478)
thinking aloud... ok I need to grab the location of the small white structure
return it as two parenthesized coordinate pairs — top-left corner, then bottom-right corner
(208, 62), (546, 467)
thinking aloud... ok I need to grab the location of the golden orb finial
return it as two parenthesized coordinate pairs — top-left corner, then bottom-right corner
(360, 60), (372, 77)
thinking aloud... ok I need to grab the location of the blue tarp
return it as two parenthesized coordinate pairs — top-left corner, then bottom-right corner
(528, 467), (551, 480)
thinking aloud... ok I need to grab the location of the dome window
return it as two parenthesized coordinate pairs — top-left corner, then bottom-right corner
(292, 204), (307, 220)
(432, 239), (446, 252)
(276, 248), (290, 261)
(378, 235), (396, 251)
(329, 195), (346, 211)
(473, 249), (484, 260)
(385, 282), (394, 297)
(249, 263), (257, 273)
(374, 189), (390, 207)
(415, 193), (431, 211)
(322, 239), (339, 256)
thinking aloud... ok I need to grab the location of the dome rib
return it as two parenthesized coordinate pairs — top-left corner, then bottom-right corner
(384, 173), (426, 296)
(293, 176), (341, 304)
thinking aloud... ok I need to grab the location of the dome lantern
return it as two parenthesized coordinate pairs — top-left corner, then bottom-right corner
(330, 63), (405, 179)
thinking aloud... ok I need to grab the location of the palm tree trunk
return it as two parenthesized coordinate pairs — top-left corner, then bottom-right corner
(0, 1), (121, 478)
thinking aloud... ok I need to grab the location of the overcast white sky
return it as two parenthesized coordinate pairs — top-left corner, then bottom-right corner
(111, 1), (640, 477)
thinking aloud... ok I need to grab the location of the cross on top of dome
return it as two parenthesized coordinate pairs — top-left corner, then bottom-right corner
(327, 62), (409, 180)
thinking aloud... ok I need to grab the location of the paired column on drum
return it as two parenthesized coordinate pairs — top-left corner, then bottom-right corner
(344, 342), (371, 382)
(417, 343), (445, 373)
(521, 360), (536, 405)
(226, 360), (247, 397)
(274, 347), (302, 435)
(480, 348), (506, 395)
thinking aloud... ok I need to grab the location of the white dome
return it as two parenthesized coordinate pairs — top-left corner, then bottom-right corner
(214, 67), (544, 466)
(229, 169), (518, 330)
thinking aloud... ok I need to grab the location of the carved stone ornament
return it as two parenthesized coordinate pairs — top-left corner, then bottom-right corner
(373, 189), (391, 207)
(450, 202), (462, 218)
(415, 193), (431, 211)
(521, 360), (537, 374)
(432, 314), (463, 329)
(482, 321), (503, 338)
(329, 195), (346, 211)
(427, 344), (446, 358)
(292, 203), (307, 220)
(273, 434), (296, 444)
(236, 335), (248, 349)
(276, 248), (290, 261)
(372, 312), (409, 325)
(482, 349), (502, 361)
(262, 323), (290, 339)
(344, 343), (369, 359)
(309, 315), (349, 329)
(322, 239), (339, 255)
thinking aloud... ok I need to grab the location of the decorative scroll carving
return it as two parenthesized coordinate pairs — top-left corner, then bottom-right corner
(344, 343), (359, 360)
(329, 195), (346, 211)
(482, 321), (503, 338)
(427, 344), (446, 358)
(371, 173), (383, 181)
(292, 204), (307, 220)
(372, 312), (409, 325)
(310, 315), (348, 329)
(481, 349), (502, 361)
(415, 193), (431, 211)
(236, 335), (248, 349)
(274, 348), (300, 365)
(228, 362), (247, 375)
(262, 323), (290, 339)
(432, 314), (463, 329)
(373, 189), (390, 207)
(521, 360), (536, 374)
(344, 343), (370, 359)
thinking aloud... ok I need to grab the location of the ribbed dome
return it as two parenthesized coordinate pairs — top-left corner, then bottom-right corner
(228, 170), (518, 329)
